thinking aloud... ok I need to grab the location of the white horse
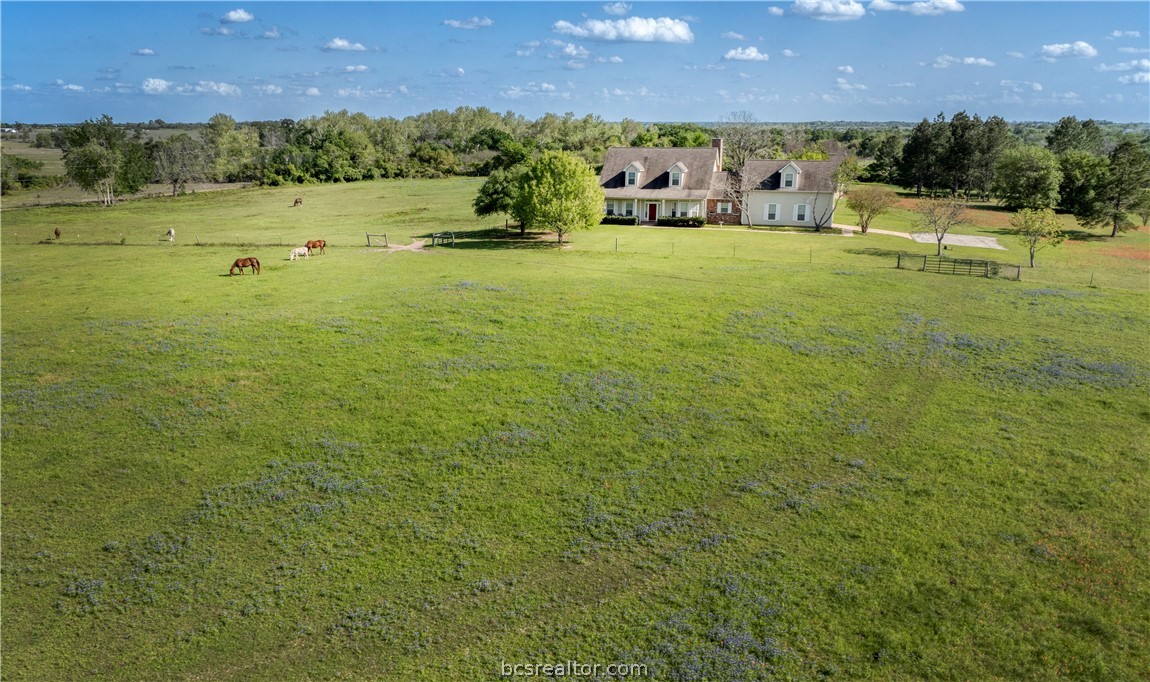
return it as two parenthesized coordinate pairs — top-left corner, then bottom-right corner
(289, 246), (310, 261)
(166, 228), (175, 242)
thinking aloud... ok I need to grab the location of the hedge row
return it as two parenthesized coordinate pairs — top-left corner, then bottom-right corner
(656, 216), (706, 227)
(601, 215), (640, 225)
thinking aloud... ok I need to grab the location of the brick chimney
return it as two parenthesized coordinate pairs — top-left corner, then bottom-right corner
(711, 138), (723, 171)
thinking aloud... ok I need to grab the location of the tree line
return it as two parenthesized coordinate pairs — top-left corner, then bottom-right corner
(4, 108), (1147, 235)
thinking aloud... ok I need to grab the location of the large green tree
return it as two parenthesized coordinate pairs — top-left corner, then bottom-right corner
(62, 115), (150, 205)
(1078, 139), (1150, 237)
(992, 145), (1062, 210)
(1057, 150), (1109, 219)
(511, 151), (603, 244)
(473, 164), (527, 232)
(152, 133), (210, 196)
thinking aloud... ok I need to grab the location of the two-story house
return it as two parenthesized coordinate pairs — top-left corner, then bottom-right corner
(600, 139), (842, 228)
(739, 159), (842, 228)
(599, 139), (724, 223)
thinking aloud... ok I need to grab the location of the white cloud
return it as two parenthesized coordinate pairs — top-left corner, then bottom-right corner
(179, 80), (240, 96)
(791, 0), (866, 22)
(768, 6), (784, 15)
(547, 40), (591, 58)
(1119, 72), (1150, 85)
(870, 0), (964, 15)
(1006, 51), (1025, 59)
(1000, 79), (1043, 92)
(889, 81), (915, 87)
(565, 60), (586, 70)
(1108, 30), (1141, 39)
(837, 65), (854, 73)
(12, 84), (32, 92)
(1118, 47), (1150, 55)
(835, 77), (867, 90)
(933, 54), (993, 68)
(253, 84), (283, 95)
(501, 81), (572, 100)
(132, 48), (156, 56)
(61, 83), (84, 92)
(1096, 59), (1150, 72)
(722, 31), (747, 40)
(200, 27), (233, 36)
(324, 37), (366, 52)
(336, 86), (389, 98)
(595, 55), (625, 63)
(220, 9), (254, 23)
(443, 17), (494, 29)
(723, 46), (770, 61)
(516, 41), (540, 57)
(141, 78), (170, 94)
(782, 49), (799, 57)
(305, 87), (321, 97)
(261, 26), (281, 39)
(398, 85), (409, 94)
(553, 16), (694, 43)
(603, 2), (631, 15)
(1039, 41), (1097, 61)
(344, 65), (370, 72)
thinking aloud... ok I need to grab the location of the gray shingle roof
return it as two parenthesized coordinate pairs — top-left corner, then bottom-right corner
(741, 160), (841, 192)
(600, 146), (721, 200)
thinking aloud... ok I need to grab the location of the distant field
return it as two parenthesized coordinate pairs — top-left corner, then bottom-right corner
(2, 178), (1147, 680)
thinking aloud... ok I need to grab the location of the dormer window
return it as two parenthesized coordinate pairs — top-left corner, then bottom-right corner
(624, 161), (644, 187)
(668, 162), (687, 188)
(670, 171), (682, 187)
(782, 172), (795, 189)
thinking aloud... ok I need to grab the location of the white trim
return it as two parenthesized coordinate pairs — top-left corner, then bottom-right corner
(765, 203), (779, 222)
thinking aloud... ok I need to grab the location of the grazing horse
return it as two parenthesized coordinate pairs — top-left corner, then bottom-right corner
(289, 246), (310, 261)
(230, 257), (261, 275)
(293, 197), (303, 207)
(54, 227), (61, 240)
(166, 228), (175, 242)
(305, 239), (326, 255)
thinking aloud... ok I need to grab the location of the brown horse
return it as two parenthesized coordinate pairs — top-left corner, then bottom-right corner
(230, 257), (261, 275)
(293, 197), (303, 207)
(305, 239), (326, 255)
(54, 227), (61, 240)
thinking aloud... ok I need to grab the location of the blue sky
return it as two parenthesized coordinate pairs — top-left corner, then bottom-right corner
(2, 1), (1148, 124)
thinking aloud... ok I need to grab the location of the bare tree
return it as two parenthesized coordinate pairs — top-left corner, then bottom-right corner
(914, 196), (968, 256)
(716, 111), (770, 226)
(810, 157), (859, 232)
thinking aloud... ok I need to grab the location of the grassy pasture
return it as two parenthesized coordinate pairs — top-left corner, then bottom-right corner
(2, 179), (1148, 680)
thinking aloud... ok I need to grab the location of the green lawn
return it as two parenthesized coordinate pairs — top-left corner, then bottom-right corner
(2, 179), (1147, 680)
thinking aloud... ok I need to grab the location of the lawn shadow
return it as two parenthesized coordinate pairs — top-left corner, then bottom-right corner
(981, 226), (1111, 242)
(424, 227), (559, 251)
(846, 247), (916, 259)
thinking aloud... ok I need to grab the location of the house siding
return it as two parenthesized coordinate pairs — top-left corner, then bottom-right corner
(743, 191), (837, 227)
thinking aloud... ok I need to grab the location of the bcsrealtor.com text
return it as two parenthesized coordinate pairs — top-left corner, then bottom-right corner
(500, 660), (648, 677)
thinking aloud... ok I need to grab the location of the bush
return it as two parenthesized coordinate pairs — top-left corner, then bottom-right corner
(656, 216), (705, 227)
(601, 215), (639, 225)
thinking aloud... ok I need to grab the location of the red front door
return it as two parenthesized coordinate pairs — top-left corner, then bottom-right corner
(647, 204), (658, 221)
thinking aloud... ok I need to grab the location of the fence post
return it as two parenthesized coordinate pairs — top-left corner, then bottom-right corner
(897, 252), (902, 269)
(615, 238), (618, 252)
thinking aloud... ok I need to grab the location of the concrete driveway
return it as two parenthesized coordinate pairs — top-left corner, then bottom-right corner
(835, 223), (1006, 250)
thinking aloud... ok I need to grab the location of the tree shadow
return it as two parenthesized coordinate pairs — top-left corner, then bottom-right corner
(846, 247), (915, 259)
(981, 226), (1110, 242)
(422, 227), (559, 251)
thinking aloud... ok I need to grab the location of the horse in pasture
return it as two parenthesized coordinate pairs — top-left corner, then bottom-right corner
(289, 246), (310, 261)
(293, 197), (303, 207)
(305, 239), (326, 255)
(166, 228), (175, 242)
(54, 227), (61, 240)
(230, 257), (261, 275)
